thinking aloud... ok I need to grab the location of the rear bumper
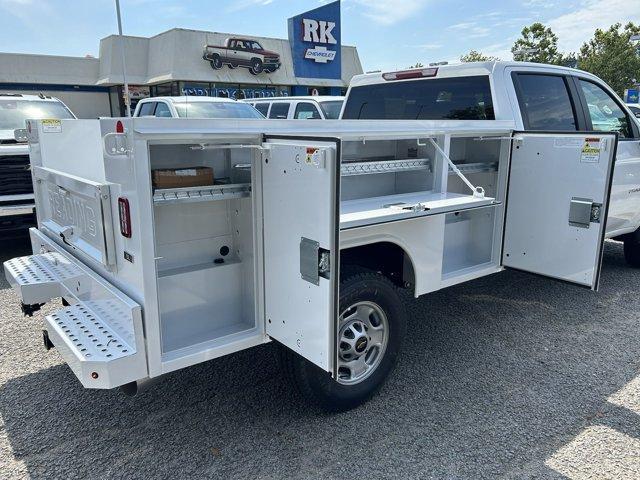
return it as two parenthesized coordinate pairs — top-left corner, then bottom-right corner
(3, 228), (148, 389)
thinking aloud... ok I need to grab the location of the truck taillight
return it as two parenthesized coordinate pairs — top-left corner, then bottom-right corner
(118, 197), (132, 238)
(116, 121), (124, 133)
(382, 67), (438, 81)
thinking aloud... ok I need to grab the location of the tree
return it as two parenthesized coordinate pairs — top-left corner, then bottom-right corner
(409, 62), (424, 68)
(460, 50), (500, 62)
(577, 22), (640, 96)
(511, 22), (563, 64)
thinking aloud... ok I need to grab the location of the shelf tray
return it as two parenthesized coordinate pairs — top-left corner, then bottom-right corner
(341, 158), (431, 177)
(153, 183), (251, 205)
(451, 161), (499, 175)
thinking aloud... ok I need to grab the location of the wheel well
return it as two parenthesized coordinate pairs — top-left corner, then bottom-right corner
(340, 242), (415, 290)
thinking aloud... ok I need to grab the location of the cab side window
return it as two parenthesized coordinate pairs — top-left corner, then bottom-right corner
(154, 102), (172, 118)
(138, 102), (156, 117)
(579, 79), (633, 138)
(514, 73), (577, 131)
(269, 102), (290, 119)
(294, 102), (322, 119)
(254, 103), (270, 116)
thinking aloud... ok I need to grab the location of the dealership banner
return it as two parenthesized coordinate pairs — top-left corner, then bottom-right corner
(288, 0), (341, 80)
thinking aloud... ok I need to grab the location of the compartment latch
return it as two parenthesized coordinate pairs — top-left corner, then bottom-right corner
(569, 197), (602, 228)
(300, 237), (330, 285)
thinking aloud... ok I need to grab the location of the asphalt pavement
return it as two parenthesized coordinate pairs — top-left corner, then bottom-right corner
(1, 236), (640, 479)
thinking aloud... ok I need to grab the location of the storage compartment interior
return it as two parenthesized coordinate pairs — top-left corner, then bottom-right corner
(339, 135), (501, 229)
(149, 143), (259, 357)
(442, 206), (496, 277)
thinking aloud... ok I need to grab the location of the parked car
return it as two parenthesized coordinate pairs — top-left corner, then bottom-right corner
(627, 103), (640, 118)
(0, 93), (75, 238)
(244, 96), (344, 119)
(341, 61), (640, 265)
(202, 37), (281, 75)
(133, 96), (265, 119)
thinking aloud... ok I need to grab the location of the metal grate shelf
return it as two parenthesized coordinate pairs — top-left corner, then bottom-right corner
(341, 158), (431, 177)
(153, 183), (251, 205)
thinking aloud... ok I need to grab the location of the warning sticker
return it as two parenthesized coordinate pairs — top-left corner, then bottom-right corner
(305, 147), (319, 165)
(41, 119), (61, 133)
(580, 137), (601, 163)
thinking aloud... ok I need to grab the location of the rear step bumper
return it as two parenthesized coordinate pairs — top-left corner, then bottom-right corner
(3, 228), (148, 389)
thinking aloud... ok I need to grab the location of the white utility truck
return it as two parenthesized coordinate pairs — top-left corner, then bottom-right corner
(341, 62), (640, 265)
(4, 116), (618, 411)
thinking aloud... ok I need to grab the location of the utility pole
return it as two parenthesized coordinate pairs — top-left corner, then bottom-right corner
(115, 0), (131, 117)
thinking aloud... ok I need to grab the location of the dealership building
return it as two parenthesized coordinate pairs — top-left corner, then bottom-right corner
(0, 5), (361, 118)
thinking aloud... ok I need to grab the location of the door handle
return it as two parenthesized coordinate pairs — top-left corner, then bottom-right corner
(569, 197), (602, 228)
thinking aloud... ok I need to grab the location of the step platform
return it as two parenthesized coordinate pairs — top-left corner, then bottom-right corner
(4, 244), (147, 389)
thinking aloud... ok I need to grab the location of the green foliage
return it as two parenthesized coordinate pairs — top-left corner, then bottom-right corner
(460, 50), (500, 62)
(511, 22), (563, 64)
(409, 62), (424, 68)
(577, 22), (640, 96)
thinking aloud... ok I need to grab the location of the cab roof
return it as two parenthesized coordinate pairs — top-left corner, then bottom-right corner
(249, 96), (344, 103)
(349, 61), (598, 88)
(140, 96), (239, 104)
(0, 93), (64, 102)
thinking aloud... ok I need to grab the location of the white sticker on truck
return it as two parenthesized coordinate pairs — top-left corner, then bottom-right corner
(580, 138), (601, 163)
(41, 119), (62, 133)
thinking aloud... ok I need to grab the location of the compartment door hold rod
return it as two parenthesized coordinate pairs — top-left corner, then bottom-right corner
(419, 138), (485, 198)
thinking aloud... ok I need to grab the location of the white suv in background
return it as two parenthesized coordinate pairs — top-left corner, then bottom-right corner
(244, 96), (344, 119)
(133, 96), (265, 118)
(0, 93), (75, 237)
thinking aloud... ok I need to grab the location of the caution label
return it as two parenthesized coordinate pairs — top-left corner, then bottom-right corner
(580, 137), (601, 163)
(41, 119), (62, 133)
(305, 147), (319, 165)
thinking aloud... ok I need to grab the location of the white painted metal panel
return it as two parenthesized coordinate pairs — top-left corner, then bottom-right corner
(502, 133), (617, 289)
(262, 139), (338, 372)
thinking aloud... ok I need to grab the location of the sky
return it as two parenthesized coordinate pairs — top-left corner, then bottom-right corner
(0, 0), (639, 72)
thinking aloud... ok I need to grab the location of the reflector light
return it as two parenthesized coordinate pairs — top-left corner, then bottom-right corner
(116, 120), (124, 133)
(382, 67), (438, 81)
(118, 197), (132, 238)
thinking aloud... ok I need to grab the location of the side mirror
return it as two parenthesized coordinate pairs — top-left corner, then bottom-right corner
(13, 128), (28, 143)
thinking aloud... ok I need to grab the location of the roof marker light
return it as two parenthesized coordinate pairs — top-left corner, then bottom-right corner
(382, 67), (438, 81)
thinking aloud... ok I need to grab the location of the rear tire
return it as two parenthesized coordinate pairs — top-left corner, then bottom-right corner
(624, 230), (640, 267)
(279, 270), (407, 412)
(209, 55), (223, 69)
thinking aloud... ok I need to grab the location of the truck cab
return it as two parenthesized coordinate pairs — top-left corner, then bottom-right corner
(341, 62), (640, 262)
(0, 93), (75, 237)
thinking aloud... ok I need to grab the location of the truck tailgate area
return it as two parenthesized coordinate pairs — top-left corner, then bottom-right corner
(3, 228), (147, 389)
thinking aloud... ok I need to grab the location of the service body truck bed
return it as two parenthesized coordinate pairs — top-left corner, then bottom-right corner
(4, 117), (618, 410)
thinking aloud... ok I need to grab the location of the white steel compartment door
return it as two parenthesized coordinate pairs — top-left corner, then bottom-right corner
(502, 132), (617, 289)
(262, 138), (339, 372)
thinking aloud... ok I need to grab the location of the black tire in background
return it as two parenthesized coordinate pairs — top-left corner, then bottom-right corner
(624, 229), (640, 267)
(279, 270), (407, 412)
(249, 58), (263, 75)
(209, 55), (223, 69)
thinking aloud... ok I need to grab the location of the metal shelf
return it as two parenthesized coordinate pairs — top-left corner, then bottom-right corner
(341, 158), (431, 177)
(153, 183), (251, 205)
(450, 162), (498, 175)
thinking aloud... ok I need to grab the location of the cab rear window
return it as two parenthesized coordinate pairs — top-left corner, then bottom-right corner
(342, 75), (494, 120)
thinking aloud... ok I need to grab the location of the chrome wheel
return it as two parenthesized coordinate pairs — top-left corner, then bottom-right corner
(337, 301), (389, 385)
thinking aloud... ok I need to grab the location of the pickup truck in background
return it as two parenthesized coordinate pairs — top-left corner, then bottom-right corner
(341, 62), (640, 266)
(0, 93), (75, 238)
(203, 37), (281, 75)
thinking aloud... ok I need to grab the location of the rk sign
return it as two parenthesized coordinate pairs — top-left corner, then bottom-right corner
(288, 1), (341, 79)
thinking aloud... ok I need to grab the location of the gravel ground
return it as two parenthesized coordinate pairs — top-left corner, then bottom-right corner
(1, 237), (640, 479)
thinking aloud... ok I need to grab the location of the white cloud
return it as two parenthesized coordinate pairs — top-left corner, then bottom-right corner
(225, 0), (274, 13)
(448, 21), (490, 39)
(415, 43), (442, 50)
(351, 0), (430, 26)
(548, 0), (640, 52)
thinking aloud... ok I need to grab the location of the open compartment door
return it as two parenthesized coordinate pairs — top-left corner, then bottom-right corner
(502, 132), (617, 289)
(262, 137), (339, 372)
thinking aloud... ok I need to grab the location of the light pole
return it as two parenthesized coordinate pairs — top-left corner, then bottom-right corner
(115, 0), (131, 117)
